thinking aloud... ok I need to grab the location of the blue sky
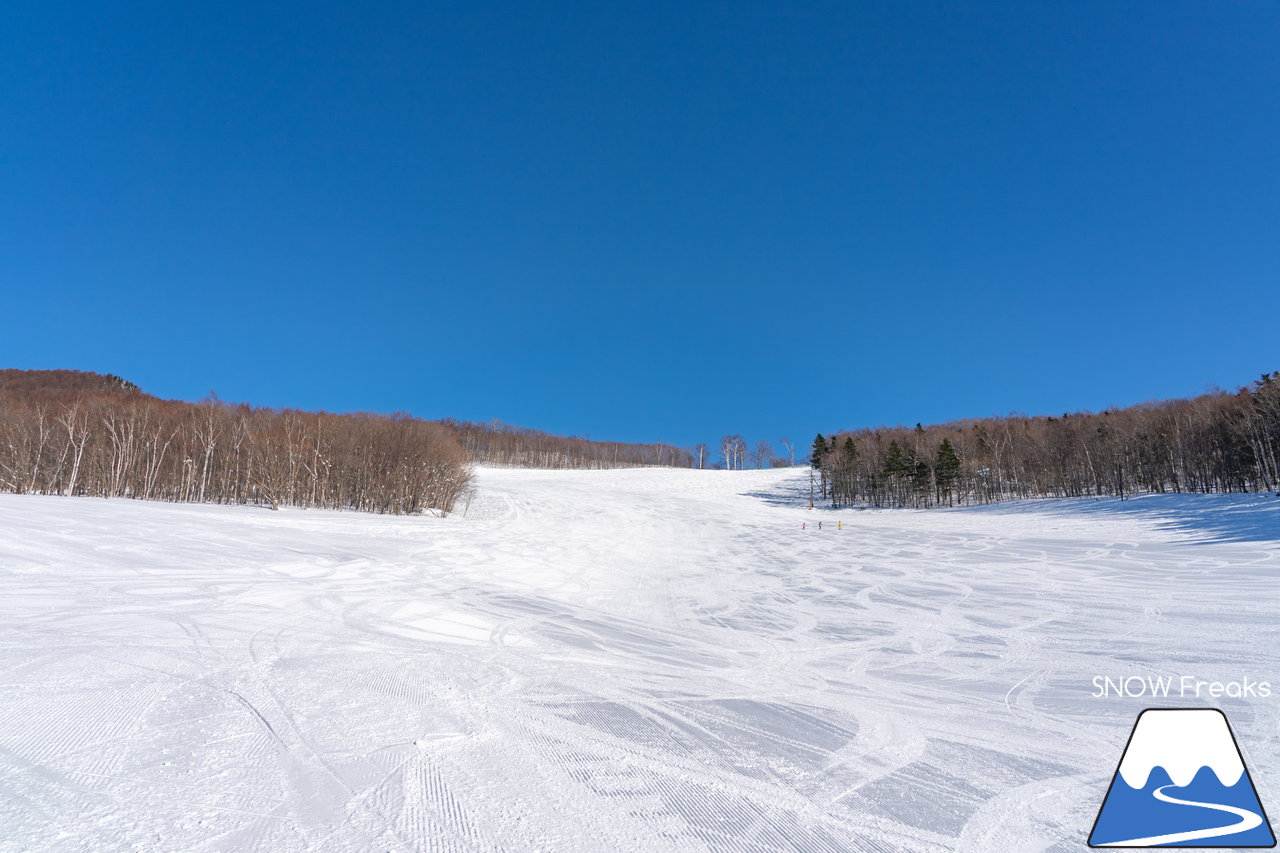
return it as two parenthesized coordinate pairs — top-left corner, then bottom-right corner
(4, 1), (1277, 451)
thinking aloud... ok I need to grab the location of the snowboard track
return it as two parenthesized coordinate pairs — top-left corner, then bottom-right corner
(1, 470), (1277, 851)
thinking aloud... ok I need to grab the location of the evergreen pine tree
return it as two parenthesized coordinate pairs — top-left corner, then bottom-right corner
(811, 434), (828, 469)
(884, 440), (905, 477)
(935, 439), (962, 505)
(913, 456), (931, 487)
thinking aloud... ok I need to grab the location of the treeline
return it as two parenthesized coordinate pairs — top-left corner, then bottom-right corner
(0, 370), (471, 515)
(812, 373), (1280, 508)
(442, 418), (693, 469)
(696, 435), (795, 470)
(0, 370), (698, 514)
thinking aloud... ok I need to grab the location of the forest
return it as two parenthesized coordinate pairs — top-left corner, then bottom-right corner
(0, 370), (699, 514)
(5, 368), (1279, 515)
(0, 371), (473, 515)
(441, 418), (692, 469)
(0, 371), (705, 514)
(810, 373), (1280, 508)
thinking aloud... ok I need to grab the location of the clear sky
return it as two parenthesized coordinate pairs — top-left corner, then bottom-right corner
(4, 1), (1277, 451)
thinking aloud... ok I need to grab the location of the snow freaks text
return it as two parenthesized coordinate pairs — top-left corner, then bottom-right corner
(1091, 675), (1273, 700)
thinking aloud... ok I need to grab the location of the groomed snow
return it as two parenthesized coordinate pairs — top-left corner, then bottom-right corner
(1, 467), (1278, 852)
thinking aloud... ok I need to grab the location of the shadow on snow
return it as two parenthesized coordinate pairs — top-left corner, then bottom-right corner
(745, 477), (1280, 545)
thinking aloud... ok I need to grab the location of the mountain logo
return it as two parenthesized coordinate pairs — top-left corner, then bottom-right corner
(1089, 708), (1275, 847)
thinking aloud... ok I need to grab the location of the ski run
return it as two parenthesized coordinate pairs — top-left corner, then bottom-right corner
(1, 466), (1277, 852)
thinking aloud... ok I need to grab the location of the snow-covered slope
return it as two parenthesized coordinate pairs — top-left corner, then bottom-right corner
(1, 468), (1277, 852)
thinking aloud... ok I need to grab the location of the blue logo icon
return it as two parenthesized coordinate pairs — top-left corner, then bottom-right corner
(1090, 708), (1275, 847)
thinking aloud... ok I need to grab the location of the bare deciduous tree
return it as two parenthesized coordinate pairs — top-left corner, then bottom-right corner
(0, 370), (472, 515)
(442, 418), (693, 469)
(693, 443), (709, 469)
(751, 440), (773, 469)
(0, 369), (699, 514)
(719, 435), (737, 470)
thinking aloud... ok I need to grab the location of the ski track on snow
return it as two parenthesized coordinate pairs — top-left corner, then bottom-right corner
(0, 469), (1277, 851)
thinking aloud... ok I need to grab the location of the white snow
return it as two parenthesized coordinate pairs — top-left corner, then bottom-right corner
(1117, 709), (1244, 789)
(1, 467), (1278, 851)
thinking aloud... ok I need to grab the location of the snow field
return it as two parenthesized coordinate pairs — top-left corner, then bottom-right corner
(0, 467), (1278, 851)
